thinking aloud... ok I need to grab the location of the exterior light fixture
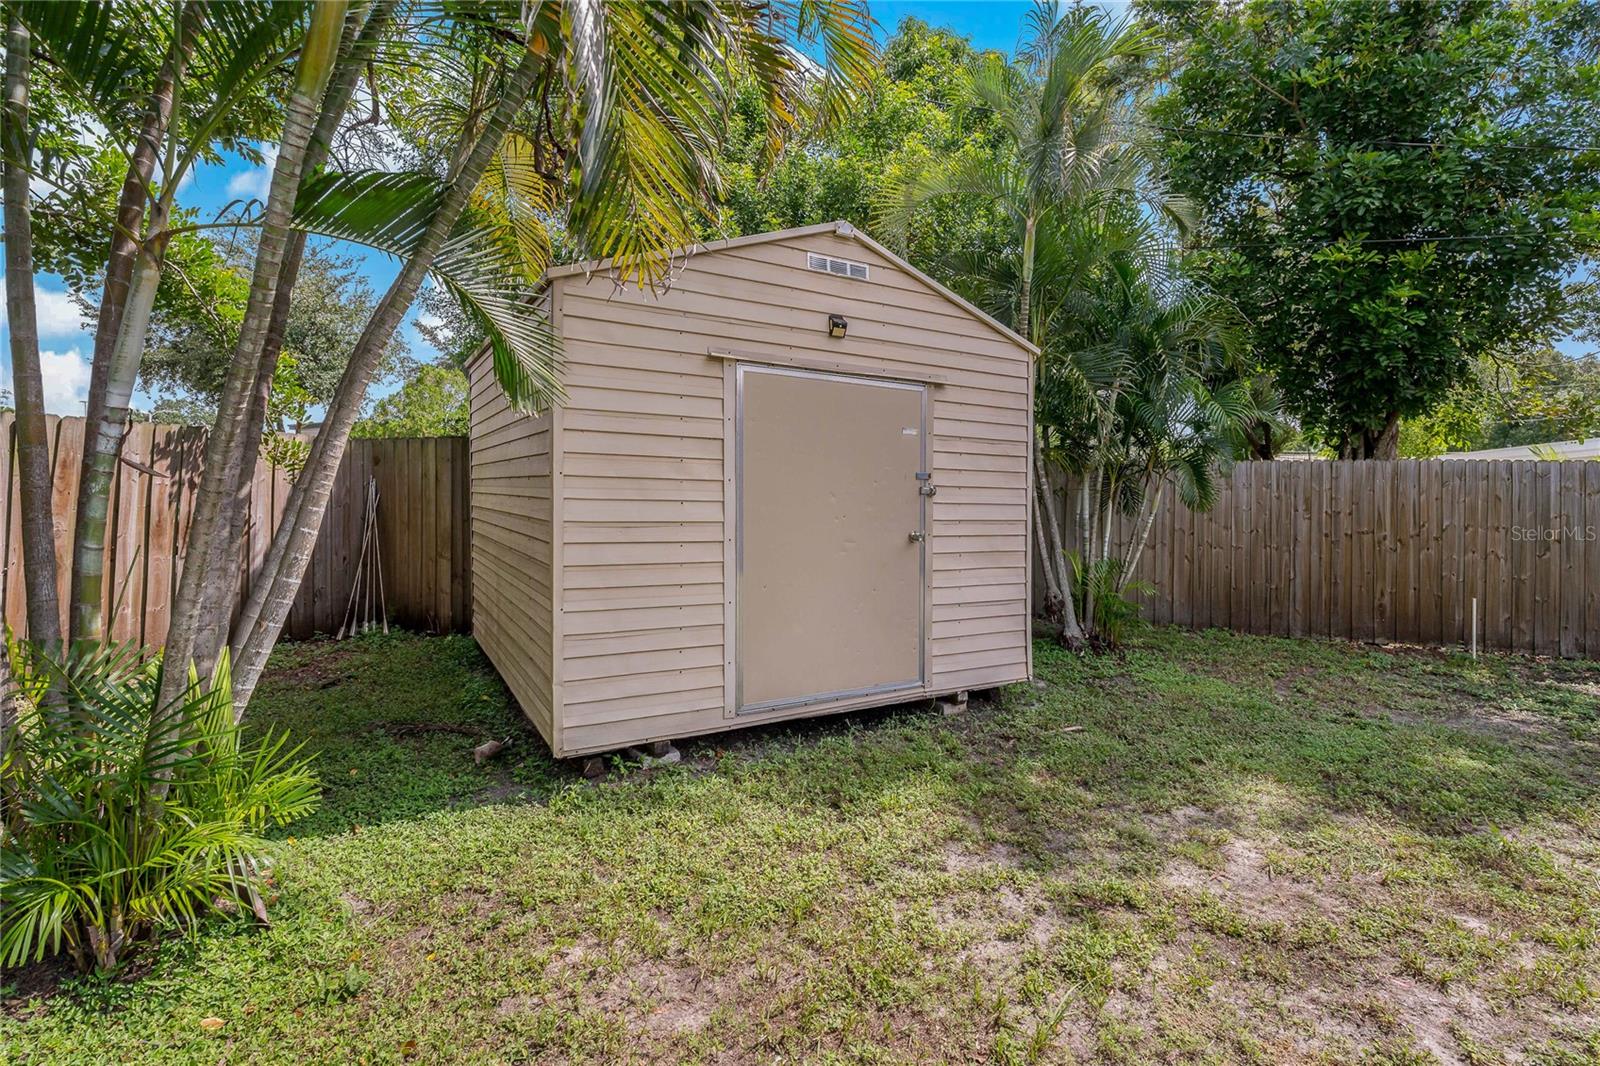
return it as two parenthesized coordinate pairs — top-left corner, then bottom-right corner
(827, 314), (848, 339)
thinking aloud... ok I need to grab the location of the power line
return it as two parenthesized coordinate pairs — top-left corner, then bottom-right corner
(1145, 122), (1600, 155)
(1182, 229), (1594, 254)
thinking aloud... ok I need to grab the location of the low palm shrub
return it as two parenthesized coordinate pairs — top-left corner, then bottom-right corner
(0, 641), (319, 973)
(1073, 556), (1152, 649)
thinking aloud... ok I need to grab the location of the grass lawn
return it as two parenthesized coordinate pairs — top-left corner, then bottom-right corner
(4, 628), (1598, 1064)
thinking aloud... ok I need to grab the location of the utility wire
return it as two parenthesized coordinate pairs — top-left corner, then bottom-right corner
(1179, 229), (1597, 254)
(1145, 122), (1600, 155)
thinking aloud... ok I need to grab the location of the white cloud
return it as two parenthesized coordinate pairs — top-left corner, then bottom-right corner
(40, 347), (92, 413)
(0, 278), (90, 338)
(415, 309), (444, 331)
(35, 287), (87, 337)
(225, 144), (279, 201)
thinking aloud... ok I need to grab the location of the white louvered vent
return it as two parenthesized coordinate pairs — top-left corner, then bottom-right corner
(806, 251), (870, 281)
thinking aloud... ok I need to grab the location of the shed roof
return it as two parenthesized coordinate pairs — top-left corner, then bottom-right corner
(543, 220), (1041, 357)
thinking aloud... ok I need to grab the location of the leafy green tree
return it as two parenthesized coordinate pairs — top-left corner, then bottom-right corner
(137, 237), (410, 414)
(353, 362), (468, 438)
(1149, 0), (1600, 458)
(7, 1), (875, 716)
(1400, 348), (1600, 455)
(714, 18), (1010, 275)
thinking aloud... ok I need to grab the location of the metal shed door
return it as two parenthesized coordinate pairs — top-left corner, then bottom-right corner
(736, 365), (926, 713)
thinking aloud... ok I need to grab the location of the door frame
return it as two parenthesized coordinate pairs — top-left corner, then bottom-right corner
(727, 361), (929, 717)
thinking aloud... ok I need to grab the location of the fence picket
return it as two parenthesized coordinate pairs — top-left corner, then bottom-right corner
(1047, 459), (1596, 658)
(1, 418), (470, 643)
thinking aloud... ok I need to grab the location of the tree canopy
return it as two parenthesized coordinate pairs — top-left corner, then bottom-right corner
(1150, 0), (1600, 458)
(713, 17), (1011, 281)
(138, 237), (409, 420)
(354, 362), (468, 438)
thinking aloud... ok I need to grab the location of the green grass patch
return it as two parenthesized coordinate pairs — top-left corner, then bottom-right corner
(5, 627), (1597, 1064)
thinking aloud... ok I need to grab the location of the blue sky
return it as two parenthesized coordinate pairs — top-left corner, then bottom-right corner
(0, 149), (433, 416)
(0, 144), (434, 417)
(877, 1), (1035, 51)
(2, 0), (1587, 416)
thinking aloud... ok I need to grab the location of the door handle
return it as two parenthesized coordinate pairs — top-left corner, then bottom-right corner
(908, 530), (926, 543)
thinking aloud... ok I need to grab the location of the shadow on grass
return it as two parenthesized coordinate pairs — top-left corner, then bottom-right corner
(10, 624), (1595, 1057)
(253, 627), (1599, 856)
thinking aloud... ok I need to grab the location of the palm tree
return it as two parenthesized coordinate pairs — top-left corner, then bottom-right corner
(877, 1), (1161, 645)
(2, 12), (59, 648)
(7, 1), (876, 716)
(1046, 264), (1258, 636)
(222, 1), (877, 710)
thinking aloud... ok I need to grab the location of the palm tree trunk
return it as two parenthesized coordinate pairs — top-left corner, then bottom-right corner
(1018, 214), (1082, 646)
(1018, 218), (1034, 345)
(3, 16), (60, 647)
(68, 3), (200, 645)
(230, 2), (396, 650)
(230, 42), (549, 709)
(1033, 444), (1084, 647)
(1032, 467), (1062, 617)
(1083, 470), (1102, 636)
(155, 0), (349, 719)
(1119, 478), (1162, 595)
(1100, 472), (1118, 565)
(72, 209), (172, 644)
(1081, 470), (1094, 560)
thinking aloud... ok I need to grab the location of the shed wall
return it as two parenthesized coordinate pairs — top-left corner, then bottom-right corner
(552, 231), (1031, 755)
(468, 346), (557, 745)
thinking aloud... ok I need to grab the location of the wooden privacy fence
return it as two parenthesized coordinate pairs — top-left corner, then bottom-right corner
(0, 414), (471, 645)
(1047, 460), (1600, 659)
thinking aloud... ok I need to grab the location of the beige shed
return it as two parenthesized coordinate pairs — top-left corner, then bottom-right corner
(467, 220), (1037, 758)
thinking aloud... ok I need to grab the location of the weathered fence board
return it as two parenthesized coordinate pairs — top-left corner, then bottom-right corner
(1047, 459), (1599, 658)
(0, 415), (471, 644)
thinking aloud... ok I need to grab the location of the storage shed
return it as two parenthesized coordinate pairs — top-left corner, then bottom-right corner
(467, 221), (1037, 758)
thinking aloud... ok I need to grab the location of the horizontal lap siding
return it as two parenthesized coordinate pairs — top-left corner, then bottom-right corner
(555, 275), (727, 754)
(554, 232), (1031, 756)
(929, 427), (1030, 689)
(468, 349), (556, 744)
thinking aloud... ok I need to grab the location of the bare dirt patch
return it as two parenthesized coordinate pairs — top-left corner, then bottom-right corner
(938, 838), (1023, 874)
(273, 645), (361, 688)
(1163, 837), (1343, 928)
(1364, 698), (1579, 750)
(1274, 665), (1321, 698)
(1, 955), (80, 1019)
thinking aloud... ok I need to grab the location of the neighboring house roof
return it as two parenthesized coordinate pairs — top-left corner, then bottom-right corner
(1438, 438), (1600, 461)
(543, 220), (1041, 356)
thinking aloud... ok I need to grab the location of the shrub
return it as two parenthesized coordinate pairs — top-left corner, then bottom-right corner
(0, 641), (319, 973)
(1074, 556), (1152, 649)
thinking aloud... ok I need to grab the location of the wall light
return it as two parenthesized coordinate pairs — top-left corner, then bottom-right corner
(827, 314), (848, 339)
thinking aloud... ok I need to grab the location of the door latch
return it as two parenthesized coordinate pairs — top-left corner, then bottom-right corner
(908, 530), (926, 543)
(919, 483), (937, 497)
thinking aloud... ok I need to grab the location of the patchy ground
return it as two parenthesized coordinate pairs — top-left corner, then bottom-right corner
(4, 628), (1597, 1064)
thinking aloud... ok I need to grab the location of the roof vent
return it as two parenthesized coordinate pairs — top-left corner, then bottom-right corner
(806, 252), (869, 281)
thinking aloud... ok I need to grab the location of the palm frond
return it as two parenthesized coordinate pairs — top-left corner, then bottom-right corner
(1, 637), (320, 972)
(783, 0), (878, 135)
(11, 0), (165, 128)
(291, 168), (561, 411)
